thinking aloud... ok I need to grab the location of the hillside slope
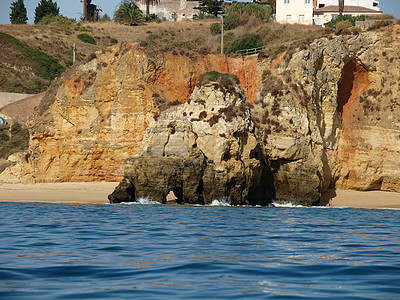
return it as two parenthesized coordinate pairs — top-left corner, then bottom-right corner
(0, 18), (327, 94)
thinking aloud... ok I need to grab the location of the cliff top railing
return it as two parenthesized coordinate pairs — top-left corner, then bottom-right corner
(236, 45), (266, 56)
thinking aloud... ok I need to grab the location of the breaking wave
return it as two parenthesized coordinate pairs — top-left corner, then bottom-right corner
(120, 198), (161, 205)
(210, 197), (231, 206)
(270, 201), (306, 208)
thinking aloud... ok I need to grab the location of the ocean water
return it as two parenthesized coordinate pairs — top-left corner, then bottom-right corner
(0, 201), (399, 299)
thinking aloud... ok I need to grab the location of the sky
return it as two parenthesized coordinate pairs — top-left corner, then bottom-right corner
(0, 0), (399, 24)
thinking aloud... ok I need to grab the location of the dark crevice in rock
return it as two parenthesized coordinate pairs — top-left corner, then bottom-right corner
(337, 60), (357, 115)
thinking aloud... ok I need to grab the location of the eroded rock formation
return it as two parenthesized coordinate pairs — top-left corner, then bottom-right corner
(2, 24), (400, 205)
(252, 26), (400, 204)
(0, 44), (261, 183)
(109, 73), (274, 205)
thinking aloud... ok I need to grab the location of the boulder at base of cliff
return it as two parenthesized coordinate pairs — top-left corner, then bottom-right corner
(109, 72), (275, 205)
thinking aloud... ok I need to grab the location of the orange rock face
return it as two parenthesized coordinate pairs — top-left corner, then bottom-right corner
(20, 44), (263, 182)
(3, 26), (400, 205)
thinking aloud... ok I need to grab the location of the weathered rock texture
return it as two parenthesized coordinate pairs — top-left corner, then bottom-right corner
(109, 76), (274, 205)
(3, 24), (400, 205)
(1, 44), (261, 183)
(252, 25), (400, 204)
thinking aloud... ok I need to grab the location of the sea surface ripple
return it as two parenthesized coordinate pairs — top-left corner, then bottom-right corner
(0, 202), (399, 299)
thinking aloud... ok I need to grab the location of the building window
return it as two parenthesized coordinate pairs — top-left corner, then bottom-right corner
(284, 0), (290, 4)
(332, 14), (338, 20)
(299, 15), (305, 22)
(305, 0), (310, 4)
(319, 4), (325, 8)
(286, 15), (291, 22)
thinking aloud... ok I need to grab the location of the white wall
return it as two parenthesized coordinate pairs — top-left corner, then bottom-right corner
(316, 0), (380, 11)
(138, 0), (199, 21)
(315, 11), (382, 25)
(276, 0), (314, 25)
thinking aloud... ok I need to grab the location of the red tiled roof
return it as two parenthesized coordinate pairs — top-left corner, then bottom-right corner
(314, 5), (382, 14)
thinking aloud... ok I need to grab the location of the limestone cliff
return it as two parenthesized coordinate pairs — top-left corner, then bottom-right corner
(2, 24), (400, 206)
(1, 44), (261, 183)
(109, 73), (274, 205)
(253, 25), (400, 204)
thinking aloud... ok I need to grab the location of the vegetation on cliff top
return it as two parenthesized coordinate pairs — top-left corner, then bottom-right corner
(0, 1), (397, 95)
(198, 71), (240, 86)
(196, 71), (241, 96)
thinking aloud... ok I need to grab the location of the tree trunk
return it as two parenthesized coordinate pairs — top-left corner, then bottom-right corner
(339, 0), (344, 15)
(146, 0), (150, 16)
(83, 0), (88, 20)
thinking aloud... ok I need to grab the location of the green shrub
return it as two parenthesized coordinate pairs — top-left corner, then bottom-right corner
(197, 71), (240, 86)
(224, 13), (240, 30)
(145, 13), (162, 23)
(210, 22), (221, 35)
(37, 14), (75, 25)
(329, 15), (365, 28)
(148, 34), (161, 41)
(185, 36), (210, 54)
(0, 133), (10, 142)
(226, 2), (272, 20)
(222, 32), (236, 54)
(336, 20), (352, 31)
(65, 60), (73, 67)
(228, 32), (264, 54)
(77, 33), (96, 45)
(110, 38), (118, 44)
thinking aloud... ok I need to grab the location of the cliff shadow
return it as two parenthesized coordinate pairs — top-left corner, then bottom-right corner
(319, 188), (337, 206)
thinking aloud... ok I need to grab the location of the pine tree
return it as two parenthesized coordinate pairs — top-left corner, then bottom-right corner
(9, 0), (28, 24)
(195, 0), (224, 18)
(34, 0), (60, 24)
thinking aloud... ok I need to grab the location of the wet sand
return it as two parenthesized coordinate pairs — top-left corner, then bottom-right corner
(0, 183), (399, 208)
(0, 182), (119, 204)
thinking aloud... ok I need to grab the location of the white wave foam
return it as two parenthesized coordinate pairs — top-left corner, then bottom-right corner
(210, 198), (231, 206)
(270, 201), (305, 208)
(120, 198), (161, 205)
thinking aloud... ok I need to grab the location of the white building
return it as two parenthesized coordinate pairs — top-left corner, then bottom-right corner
(314, 1), (382, 25)
(276, 0), (314, 25)
(276, 0), (382, 26)
(137, 0), (199, 21)
(316, 0), (380, 11)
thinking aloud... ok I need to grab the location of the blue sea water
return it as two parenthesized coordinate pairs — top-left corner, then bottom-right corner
(0, 201), (399, 299)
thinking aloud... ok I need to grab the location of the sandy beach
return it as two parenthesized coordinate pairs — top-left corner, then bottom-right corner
(328, 189), (400, 209)
(0, 182), (119, 204)
(0, 183), (400, 208)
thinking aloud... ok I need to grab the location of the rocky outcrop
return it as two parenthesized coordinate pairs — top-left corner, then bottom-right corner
(109, 73), (275, 205)
(252, 25), (400, 204)
(3, 25), (400, 206)
(2, 44), (261, 183)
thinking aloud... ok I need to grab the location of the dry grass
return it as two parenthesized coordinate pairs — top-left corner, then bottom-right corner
(0, 18), (332, 94)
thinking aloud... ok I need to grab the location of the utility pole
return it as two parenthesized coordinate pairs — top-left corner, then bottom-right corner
(73, 43), (76, 63)
(220, 15), (224, 54)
